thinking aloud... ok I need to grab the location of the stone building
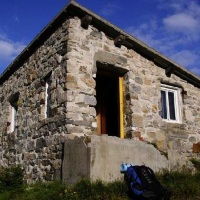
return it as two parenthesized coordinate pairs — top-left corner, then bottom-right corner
(0, 1), (200, 183)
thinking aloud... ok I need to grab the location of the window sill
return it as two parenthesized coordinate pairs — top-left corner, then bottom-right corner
(162, 119), (182, 124)
(160, 120), (186, 130)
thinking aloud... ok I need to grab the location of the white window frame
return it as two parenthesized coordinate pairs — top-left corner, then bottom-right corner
(44, 78), (50, 118)
(10, 105), (17, 132)
(160, 84), (182, 123)
(8, 92), (19, 133)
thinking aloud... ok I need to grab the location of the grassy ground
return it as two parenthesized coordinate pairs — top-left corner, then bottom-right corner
(0, 165), (200, 199)
(158, 170), (200, 200)
(0, 180), (129, 200)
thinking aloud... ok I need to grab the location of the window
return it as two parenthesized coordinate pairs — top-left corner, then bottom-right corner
(10, 102), (17, 132)
(44, 76), (51, 118)
(160, 84), (182, 123)
(8, 92), (19, 133)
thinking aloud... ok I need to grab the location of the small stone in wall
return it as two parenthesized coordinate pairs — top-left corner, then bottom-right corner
(36, 138), (47, 151)
(132, 114), (143, 128)
(152, 104), (158, 113)
(132, 131), (141, 138)
(135, 77), (143, 85)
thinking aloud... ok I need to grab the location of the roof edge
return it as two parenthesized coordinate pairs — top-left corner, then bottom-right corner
(0, 1), (200, 88)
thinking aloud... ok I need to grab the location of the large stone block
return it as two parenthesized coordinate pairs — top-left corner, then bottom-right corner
(36, 138), (47, 151)
(62, 137), (90, 184)
(132, 114), (144, 128)
(62, 135), (169, 184)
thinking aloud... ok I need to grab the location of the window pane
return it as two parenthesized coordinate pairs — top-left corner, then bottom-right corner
(45, 81), (51, 118)
(168, 92), (176, 120)
(161, 91), (167, 119)
(11, 106), (17, 132)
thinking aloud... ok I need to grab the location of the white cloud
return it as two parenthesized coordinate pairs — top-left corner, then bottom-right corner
(169, 1), (188, 11)
(126, 21), (178, 55)
(100, 3), (121, 16)
(170, 50), (199, 67)
(189, 67), (200, 76)
(0, 36), (26, 73)
(163, 13), (199, 33)
(127, 26), (159, 49)
(126, 0), (200, 77)
(189, 3), (200, 18)
(126, 19), (161, 47)
(0, 33), (8, 40)
(0, 40), (25, 61)
(169, 0), (200, 18)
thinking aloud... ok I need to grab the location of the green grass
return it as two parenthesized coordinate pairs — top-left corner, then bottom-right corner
(0, 179), (129, 200)
(63, 179), (129, 200)
(1, 165), (200, 200)
(158, 170), (200, 200)
(190, 158), (200, 171)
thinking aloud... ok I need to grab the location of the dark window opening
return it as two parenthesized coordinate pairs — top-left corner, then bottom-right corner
(161, 90), (167, 119)
(8, 92), (20, 132)
(44, 74), (51, 118)
(96, 70), (120, 137)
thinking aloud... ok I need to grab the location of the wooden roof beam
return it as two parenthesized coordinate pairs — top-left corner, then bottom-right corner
(114, 35), (126, 48)
(81, 15), (92, 29)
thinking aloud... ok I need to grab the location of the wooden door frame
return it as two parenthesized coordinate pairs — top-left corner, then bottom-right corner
(119, 76), (124, 138)
(96, 71), (125, 138)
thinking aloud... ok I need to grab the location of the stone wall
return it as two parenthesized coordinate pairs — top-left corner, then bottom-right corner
(65, 17), (200, 165)
(0, 19), (71, 183)
(0, 14), (199, 183)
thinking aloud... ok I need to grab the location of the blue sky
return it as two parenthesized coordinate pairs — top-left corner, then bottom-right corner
(0, 0), (200, 77)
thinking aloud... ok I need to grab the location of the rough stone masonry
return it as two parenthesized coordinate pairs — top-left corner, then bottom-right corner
(0, 1), (200, 183)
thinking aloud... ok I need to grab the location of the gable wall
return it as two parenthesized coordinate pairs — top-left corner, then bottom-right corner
(0, 19), (71, 183)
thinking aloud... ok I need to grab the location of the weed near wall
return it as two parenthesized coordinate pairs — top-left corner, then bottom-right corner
(0, 165), (23, 192)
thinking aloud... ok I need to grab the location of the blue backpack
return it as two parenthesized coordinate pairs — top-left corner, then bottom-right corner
(120, 164), (170, 200)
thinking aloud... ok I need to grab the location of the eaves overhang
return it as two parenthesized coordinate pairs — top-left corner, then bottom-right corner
(0, 1), (200, 88)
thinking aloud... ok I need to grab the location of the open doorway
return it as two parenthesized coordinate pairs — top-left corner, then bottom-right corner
(96, 67), (124, 138)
